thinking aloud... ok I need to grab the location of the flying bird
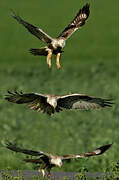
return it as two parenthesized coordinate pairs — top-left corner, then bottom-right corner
(5, 90), (113, 115)
(11, 4), (90, 69)
(5, 142), (112, 178)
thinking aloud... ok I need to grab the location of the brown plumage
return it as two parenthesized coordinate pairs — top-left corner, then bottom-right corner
(11, 4), (90, 69)
(5, 141), (112, 178)
(5, 90), (113, 115)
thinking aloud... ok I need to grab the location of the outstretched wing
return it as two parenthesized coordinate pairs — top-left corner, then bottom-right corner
(62, 144), (112, 160)
(57, 94), (113, 110)
(58, 3), (90, 40)
(5, 141), (49, 157)
(5, 90), (54, 115)
(11, 10), (53, 43)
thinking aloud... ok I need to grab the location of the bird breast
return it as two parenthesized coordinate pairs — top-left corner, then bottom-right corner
(51, 39), (65, 49)
(47, 97), (57, 108)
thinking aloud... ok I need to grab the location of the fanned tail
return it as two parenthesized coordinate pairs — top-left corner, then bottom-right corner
(29, 47), (48, 56)
(24, 158), (42, 164)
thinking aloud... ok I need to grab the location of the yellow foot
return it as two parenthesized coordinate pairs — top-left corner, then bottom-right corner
(48, 63), (52, 69)
(39, 169), (45, 178)
(57, 65), (61, 69)
(47, 172), (51, 178)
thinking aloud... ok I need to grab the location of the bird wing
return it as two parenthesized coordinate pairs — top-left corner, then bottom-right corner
(5, 90), (53, 115)
(5, 141), (50, 158)
(11, 10), (53, 43)
(57, 94), (113, 110)
(58, 3), (90, 40)
(61, 144), (112, 160)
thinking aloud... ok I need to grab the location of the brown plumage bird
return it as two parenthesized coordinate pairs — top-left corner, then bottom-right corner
(5, 142), (112, 178)
(5, 90), (113, 115)
(11, 4), (90, 69)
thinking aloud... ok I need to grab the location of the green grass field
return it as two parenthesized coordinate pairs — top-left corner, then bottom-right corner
(0, 0), (119, 174)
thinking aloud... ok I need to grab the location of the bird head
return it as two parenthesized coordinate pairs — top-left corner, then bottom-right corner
(51, 157), (62, 168)
(47, 97), (57, 108)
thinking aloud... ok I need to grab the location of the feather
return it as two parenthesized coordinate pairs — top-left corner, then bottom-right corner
(62, 144), (112, 160)
(58, 3), (90, 40)
(30, 47), (48, 56)
(57, 94), (113, 110)
(5, 141), (47, 157)
(5, 90), (113, 115)
(11, 10), (53, 43)
(24, 158), (43, 164)
(5, 90), (54, 114)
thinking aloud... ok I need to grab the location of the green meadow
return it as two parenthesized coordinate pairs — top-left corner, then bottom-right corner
(0, 0), (119, 174)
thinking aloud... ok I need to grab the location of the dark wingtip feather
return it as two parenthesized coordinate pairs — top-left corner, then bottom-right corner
(10, 9), (16, 17)
(10, 9), (19, 20)
(83, 3), (90, 10)
(5, 89), (23, 103)
(4, 90), (13, 101)
(85, 3), (90, 8)
(103, 99), (114, 107)
(82, 3), (90, 17)
(7, 90), (13, 95)
(4, 140), (18, 152)
(95, 144), (112, 155)
(29, 48), (37, 56)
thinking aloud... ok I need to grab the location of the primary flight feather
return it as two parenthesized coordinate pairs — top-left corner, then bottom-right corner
(11, 4), (90, 69)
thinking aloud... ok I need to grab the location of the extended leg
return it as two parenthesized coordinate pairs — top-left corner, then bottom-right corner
(56, 53), (61, 69)
(47, 167), (51, 178)
(39, 169), (45, 178)
(47, 49), (52, 68)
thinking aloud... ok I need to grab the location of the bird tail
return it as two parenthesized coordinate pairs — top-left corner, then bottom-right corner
(29, 47), (48, 56)
(24, 158), (41, 164)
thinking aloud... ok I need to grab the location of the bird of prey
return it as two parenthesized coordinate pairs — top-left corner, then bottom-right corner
(11, 4), (90, 69)
(5, 90), (113, 115)
(5, 142), (112, 178)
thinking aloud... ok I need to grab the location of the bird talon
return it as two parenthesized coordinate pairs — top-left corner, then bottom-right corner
(47, 173), (51, 178)
(57, 65), (61, 69)
(48, 63), (52, 69)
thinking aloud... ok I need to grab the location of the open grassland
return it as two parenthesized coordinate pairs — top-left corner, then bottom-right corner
(0, 0), (119, 174)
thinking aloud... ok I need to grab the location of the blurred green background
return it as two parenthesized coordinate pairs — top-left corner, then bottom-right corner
(0, 0), (119, 172)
